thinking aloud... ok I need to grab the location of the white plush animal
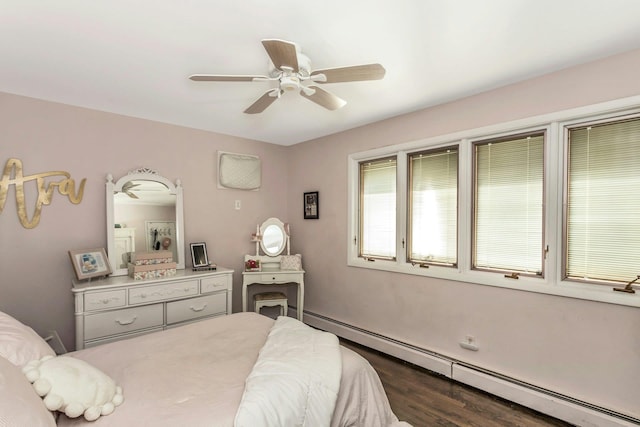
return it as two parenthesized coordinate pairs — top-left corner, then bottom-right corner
(23, 355), (124, 421)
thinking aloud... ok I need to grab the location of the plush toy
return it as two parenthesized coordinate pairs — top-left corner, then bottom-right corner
(22, 355), (124, 421)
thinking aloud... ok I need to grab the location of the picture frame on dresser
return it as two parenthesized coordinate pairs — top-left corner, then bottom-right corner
(68, 248), (112, 281)
(190, 242), (210, 268)
(190, 242), (216, 271)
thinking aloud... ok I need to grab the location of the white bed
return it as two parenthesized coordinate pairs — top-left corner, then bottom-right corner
(0, 311), (410, 426)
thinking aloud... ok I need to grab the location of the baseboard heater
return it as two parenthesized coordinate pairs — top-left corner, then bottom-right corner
(302, 310), (639, 427)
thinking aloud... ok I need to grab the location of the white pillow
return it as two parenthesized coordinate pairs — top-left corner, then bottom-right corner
(23, 355), (124, 421)
(0, 310), (55, 367)
(0, 355), (56, 426)
(280, 254), (302, 271)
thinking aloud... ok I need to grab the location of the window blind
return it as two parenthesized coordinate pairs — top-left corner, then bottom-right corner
(360, 157), (397, 259)
(409, 148), (458, 265)
(567, 118), (640, 283)
(474, 134), (544, 274)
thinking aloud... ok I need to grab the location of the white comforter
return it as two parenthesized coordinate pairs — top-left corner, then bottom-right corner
(234, 316), (342, 427)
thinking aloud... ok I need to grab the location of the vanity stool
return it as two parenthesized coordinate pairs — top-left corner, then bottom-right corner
(254, 292), (288, 317)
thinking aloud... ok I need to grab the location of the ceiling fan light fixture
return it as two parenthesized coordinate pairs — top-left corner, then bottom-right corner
(300, 86), (316, 96)
(296, 53), (311, 76)
(310, 73), (327, 83)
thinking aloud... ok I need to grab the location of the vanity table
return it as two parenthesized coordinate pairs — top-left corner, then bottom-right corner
(242, 256), (304, 321)
(241, 218), (305, 321)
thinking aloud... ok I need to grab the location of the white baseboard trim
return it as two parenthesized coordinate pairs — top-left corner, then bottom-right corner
(302, 310), (639, 427)
(302, 309), (451, 377)
(453, 365), (637, 427)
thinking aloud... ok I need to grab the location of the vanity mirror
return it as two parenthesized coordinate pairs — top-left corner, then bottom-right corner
(252, 217), (289, 257)
(106, 168), (185, 276)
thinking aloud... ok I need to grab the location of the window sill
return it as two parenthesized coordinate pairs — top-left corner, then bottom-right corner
(347, 258), (640, 308)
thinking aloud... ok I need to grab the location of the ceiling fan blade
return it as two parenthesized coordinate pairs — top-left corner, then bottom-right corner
(300, 86), (346, 111)
(244, 89), (282, 114)
(261, 39), (299, 73)
(122, 182), (140, 192)
(311, 63), (385, 83)
(189, 74), (268, 82)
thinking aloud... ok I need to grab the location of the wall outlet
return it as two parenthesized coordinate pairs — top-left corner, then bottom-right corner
(459, 335), (479, 351)
(234, 200), (241, 210)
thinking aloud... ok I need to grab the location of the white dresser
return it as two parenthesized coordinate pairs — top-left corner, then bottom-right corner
(72, 268), (233, 349)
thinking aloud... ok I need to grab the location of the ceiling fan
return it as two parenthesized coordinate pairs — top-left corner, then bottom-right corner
(120, 180), (168, 199)
(121, 181), (140, 199)
(189, 39), (385, 114)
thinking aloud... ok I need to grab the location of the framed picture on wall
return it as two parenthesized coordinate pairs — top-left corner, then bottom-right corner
(68, 248), (112, 281)
(304, 191), (319, 219)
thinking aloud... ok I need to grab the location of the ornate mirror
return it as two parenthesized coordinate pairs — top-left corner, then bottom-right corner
(106, 168), (185, 276)
(258, 217), (289, 257)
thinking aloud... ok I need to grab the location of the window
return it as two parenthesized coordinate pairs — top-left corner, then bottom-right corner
(359, 157), (397, 259)
(566, 117), (640, 284)
(473, 133), (545, 276)
(408, 147), (458, 266)
(347, 96), (640, 307)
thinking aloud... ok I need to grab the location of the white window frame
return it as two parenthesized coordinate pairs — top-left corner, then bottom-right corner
(358, 156), (398, 260)
(347, 95), (640, 308)
(471, 130), (547, 278)
(407, 146), (459, 268)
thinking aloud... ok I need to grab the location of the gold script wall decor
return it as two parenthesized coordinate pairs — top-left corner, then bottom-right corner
(0, 158), (87, 229)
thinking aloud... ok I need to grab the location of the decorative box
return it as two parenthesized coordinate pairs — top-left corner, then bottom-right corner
(130, 251), (173, 266)
(245, 259), (261, 272)
(128, 262), (177, 280)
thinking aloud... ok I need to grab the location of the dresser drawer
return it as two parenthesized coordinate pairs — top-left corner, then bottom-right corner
(128, 280), (198, 305)
(84, 290), (126, 311)
(166, 293), (227, 325)
(84, 304), (163, 340)
(84, 327), (163, 348)
(259, 273), (293, 283)
(201, 275), (229, 293)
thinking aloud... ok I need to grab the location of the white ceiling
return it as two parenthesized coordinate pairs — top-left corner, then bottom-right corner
(3, 1), (640, 146)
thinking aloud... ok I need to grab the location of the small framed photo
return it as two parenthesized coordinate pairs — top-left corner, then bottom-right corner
(190, 242), (213, 270)
(68, 248), (112, 281)
(304, 191), (319, 219)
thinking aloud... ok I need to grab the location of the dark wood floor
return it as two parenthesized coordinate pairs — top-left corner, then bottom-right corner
(341, 340), (574, 427)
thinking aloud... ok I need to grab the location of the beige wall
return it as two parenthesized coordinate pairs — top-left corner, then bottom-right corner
(286, 48), (640, 419)
(1, 48), (639, 419)
(0, 92), (289, 349)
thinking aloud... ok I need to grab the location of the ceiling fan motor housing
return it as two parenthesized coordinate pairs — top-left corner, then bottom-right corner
(280, 75), (300, 91)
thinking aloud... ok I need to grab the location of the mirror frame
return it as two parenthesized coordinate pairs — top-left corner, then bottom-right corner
(259, 217), (289, 257)
(106, 168), (185, 276)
